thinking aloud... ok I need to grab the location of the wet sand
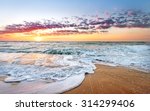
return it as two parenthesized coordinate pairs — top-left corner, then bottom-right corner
(65, 65), (150, 94)
(0, 64), (150, 94)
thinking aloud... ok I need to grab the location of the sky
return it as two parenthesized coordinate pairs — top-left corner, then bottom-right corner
(0, 0), (150, 41)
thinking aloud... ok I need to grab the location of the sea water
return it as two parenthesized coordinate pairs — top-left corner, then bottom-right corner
(0, 42), (150, 93)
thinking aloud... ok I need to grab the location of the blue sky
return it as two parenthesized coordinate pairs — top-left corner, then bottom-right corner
(0, 0), (150, 41)
(0, 0), (150, 25)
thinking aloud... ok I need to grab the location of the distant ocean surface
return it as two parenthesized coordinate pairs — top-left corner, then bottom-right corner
(0, 42), (150, 84)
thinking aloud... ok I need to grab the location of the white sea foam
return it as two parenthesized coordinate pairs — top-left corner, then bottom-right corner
(0, 52), (95, 93)
(0, 42), (150, 93)
(0, 52), (95, 83)
(36, 74), (85, 94)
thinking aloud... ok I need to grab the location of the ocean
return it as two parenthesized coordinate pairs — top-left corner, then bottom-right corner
(0, 42), (150, 92)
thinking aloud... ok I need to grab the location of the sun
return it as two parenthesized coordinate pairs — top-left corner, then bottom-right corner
(34, 36), (43, 41)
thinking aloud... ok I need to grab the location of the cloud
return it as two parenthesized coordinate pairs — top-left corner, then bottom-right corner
(0, 10), (150, 36)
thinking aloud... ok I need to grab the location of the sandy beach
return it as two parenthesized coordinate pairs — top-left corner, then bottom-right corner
(65, 65), (150, 94)
(0, 64), (150, 94)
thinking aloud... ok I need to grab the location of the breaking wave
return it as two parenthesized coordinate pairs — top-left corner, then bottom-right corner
(0, 42), (150, 93)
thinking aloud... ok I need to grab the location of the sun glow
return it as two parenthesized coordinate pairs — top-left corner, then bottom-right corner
(34, 36), (43, 41)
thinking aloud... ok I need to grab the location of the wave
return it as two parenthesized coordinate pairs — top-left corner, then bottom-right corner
(0, 42), (150, 72)
(0, 42), (150, 93)
(0, 53), (95, 83)
(44, 49), (82, 55)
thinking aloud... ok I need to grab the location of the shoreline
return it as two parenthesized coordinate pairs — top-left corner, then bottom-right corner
(0, 64), (150, 94)
(0, 74), (85, 94)
(65, 64), (150, 94)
